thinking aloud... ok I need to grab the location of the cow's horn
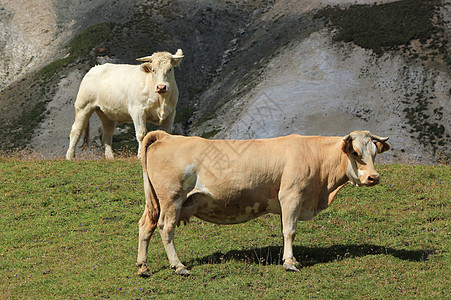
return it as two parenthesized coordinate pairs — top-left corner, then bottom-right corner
(136, 56), (152, 62)
(370, 133), (389, 142)
(172, 49), (184, 58)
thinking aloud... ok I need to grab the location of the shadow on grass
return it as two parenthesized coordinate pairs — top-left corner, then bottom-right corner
(187, 244), (433, 269)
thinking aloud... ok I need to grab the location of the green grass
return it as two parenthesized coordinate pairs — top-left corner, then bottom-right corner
(38, 57), (76, 82)
(0, 159), (449, 298)
(68, 23), (115, 59)
(201, 128), (221, 139)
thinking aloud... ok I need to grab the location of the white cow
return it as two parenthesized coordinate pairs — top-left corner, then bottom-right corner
(66, 49), (183, 160)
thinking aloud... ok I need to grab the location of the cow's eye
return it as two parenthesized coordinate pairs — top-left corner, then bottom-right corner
(352, 151), (359, 157)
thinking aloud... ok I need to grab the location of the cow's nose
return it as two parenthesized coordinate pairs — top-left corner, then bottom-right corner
(156, 84), (167, 93)
(366, 173), (380, 185)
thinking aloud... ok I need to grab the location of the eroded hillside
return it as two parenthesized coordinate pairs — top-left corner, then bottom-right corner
(0, 0), (449, 163)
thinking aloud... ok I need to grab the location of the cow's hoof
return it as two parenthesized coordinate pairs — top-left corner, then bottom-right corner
(175, 267), (191, 276)
(283, 262), (299, 272)
(137, 264), (151, 277)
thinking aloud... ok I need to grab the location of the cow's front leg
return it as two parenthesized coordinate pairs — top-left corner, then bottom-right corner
(280, 193), (302, 272)
(160, 108), (175, 133)
(158, 203), (190, 275)
(131, 111), (147, 158)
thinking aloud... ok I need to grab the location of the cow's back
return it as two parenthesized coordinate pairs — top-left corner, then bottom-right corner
(80, 63), (140, 91)
(146, 135), (300, 224)
(75, 64), (147, 121)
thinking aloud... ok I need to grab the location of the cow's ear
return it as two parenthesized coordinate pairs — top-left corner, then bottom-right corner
(342, 134), (353, 154)
(141, 62), (152, 73)
(375, 141), (390, 153)
(171, 49), (184, 67)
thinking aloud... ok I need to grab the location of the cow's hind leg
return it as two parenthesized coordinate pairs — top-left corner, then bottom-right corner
(66, 105), (96, 160)
(96, 110), (116, 159)
(158, 200), (190, 275)
(136, 205), (157, 277)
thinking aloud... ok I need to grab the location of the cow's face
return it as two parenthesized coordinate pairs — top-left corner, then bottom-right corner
(342, 131), (390, 187)
(137, 49), (184, 94)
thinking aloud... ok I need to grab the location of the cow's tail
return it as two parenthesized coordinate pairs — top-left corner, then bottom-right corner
(140, 130), (169, 227)
(81, 120), (90, 149)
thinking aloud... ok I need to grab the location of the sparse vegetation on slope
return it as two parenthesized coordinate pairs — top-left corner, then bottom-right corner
(314, 0), (447, 62)
(313, 0), (450, 162)
(0, 22), (117, 151)
(401, 74), (449, 155)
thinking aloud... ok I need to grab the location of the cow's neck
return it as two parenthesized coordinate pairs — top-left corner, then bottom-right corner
(318, 138), (349, 207)
(155, 92), (174, 120)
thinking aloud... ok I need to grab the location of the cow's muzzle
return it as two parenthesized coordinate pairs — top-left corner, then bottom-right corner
(362, 173), (380, 186)
(156, 84), (167, 94)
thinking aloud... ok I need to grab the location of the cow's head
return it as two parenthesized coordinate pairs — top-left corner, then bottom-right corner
(342, 131), (390, 187)
(137, 49), (184, 94)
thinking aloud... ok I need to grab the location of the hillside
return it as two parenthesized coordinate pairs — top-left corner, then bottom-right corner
(0, 0), (449, 163)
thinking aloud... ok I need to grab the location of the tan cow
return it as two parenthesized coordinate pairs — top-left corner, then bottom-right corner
(66, 49), (183, 160)
(136, 130), (390, 276)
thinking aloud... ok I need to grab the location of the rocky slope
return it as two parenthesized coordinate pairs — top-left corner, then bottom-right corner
(0, 0), (449, 163)
(195, 30), (450, 164)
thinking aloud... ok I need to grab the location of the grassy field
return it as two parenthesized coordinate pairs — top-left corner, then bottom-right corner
(0, 157), (449, 299)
